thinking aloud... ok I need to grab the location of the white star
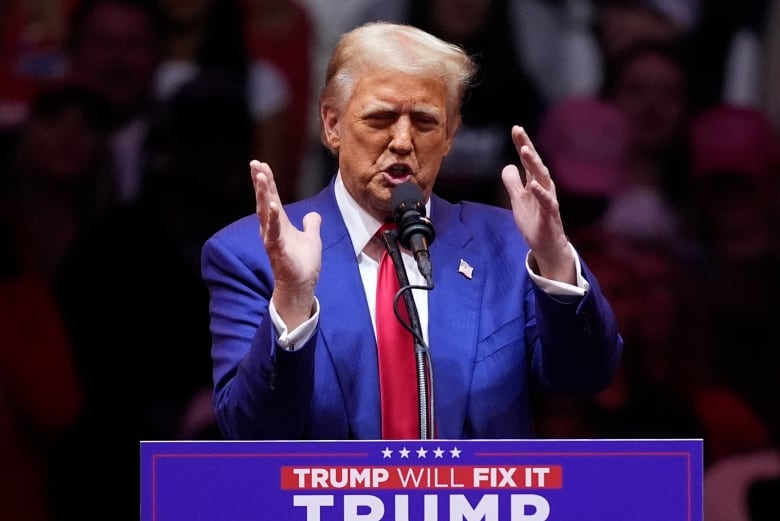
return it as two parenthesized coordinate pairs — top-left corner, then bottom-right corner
(433, 447), (445, 458)
(449, 447), (461, 458)
(381, 447), (393, 458)
(399, 447), (411, 458)
(416, 447), (428, 458)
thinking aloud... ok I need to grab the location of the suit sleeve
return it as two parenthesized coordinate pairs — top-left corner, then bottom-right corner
(530, 258), (623, 394)
(201, 233), (317, 439)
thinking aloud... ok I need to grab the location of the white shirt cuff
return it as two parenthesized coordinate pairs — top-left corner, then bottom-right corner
(526, 242), (589, 297)
(269, 297), (320, 351)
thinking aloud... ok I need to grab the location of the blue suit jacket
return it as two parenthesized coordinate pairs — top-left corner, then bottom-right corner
(202, 181), (622, 440)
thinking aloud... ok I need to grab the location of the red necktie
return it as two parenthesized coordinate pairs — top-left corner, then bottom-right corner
(375, 225), (418, 439)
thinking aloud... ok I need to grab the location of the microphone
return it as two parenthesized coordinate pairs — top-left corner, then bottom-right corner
(391, 182), (435, 287)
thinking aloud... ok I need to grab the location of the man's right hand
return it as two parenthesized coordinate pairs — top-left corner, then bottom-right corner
(251, 160), (322, 330)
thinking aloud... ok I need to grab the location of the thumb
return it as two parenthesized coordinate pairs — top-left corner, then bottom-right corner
(501, 164), (524, 198)
(302, 211), (322, 237)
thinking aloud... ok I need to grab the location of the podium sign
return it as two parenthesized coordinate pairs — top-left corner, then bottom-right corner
(141, 439), (702, 521)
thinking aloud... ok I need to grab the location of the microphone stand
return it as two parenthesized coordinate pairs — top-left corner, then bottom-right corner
(381, 229), (435, 440)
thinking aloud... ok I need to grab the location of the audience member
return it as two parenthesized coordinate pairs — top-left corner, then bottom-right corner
(686, 103), (780, 442)
(153, 0), (247, 100)
(0, 83), (114, 282)
(0, 276), (83, 521)
(599, 39), (695, 253)
(569, 235), (705, 441)
(560, 0), (687, 100)
(687, 104), (779, 263)
(0, 79), (104, 521)
(602, 239), (770, 464)
(270, 0), (372, 199)
(538, 225), (772, 465)
(593, 0), (685, 60)
(534, 96), (631, 239)
(686, 0), (772, 111)
(49, 73), (250, 521)
(0, 0), (78, 129)
(153, 0), (297, 202)
(242, 0), (315, 200)
(509, 0), (599, 103)
(65, 0), (164, 205)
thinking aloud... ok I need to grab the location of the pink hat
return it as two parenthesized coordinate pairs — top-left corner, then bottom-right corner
(689, 104), (780, 180)
(537, 97), (631, 197)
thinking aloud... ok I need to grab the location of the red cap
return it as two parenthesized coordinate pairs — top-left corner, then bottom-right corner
(689, 104), (780, 180)
(537, 97), (631, 197)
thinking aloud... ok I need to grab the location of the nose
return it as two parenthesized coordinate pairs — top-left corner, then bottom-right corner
(388, 116), (413, 155)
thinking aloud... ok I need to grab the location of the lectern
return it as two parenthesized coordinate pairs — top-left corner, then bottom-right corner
(141, 438), (702, 520)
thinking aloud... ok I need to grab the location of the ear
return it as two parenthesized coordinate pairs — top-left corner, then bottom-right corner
(321, 103), (341, 152)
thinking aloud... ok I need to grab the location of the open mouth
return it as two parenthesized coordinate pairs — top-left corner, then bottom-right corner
(384, 163), (413, 181)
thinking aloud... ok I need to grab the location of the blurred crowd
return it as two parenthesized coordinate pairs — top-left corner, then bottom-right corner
(1, 0), (779, 520)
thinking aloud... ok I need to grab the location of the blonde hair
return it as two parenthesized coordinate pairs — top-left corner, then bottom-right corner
(319, 22), (477, 149)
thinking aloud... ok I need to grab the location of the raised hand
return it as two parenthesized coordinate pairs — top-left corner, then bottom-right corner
(251, 160), (322, 329)
(500, 126), (575, 284)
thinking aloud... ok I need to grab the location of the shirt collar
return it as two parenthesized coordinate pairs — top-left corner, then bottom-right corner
(334, 171), (432, 258)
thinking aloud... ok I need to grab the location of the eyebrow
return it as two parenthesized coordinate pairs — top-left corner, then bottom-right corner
(361, 102), (442, 118)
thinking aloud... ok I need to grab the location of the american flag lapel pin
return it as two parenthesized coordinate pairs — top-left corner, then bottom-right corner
(458, 259), (474, 279)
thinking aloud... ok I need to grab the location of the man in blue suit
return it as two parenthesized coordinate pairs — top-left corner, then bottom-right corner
(202, 22), (623, 440)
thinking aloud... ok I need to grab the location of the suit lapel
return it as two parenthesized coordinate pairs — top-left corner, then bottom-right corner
(427, 196), (484, 438)
(310, 186), (382, 439)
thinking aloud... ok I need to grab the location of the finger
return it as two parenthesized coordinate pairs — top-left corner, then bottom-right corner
(520, 144), (546, 174)
(256, 160), (280, 200)
(302, 211), (322, 237)
(511, 125), (535, 157)
(250, 159), (266, 194)
(509, 126), (536, 183)
(264, 200), (282, 243)
(252, 160), (289, 233)
(528, 179), (557, 211)
(518, 140), (552, 189)
(501, 164), (524, 197)
(251, 161), (271, 233)
(250, 160), (281, 202)
(251, 160), (269, 204)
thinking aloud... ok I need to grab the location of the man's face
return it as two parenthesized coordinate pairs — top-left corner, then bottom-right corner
(613, 52), (687, 153)
(322, 70), (455, 221)
(72, 3), (159, 116)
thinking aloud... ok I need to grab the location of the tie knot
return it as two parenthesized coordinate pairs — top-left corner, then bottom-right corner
(376, 222), (397, 237)
(364, 223), (396, 262)
(373, 222), (397, 248)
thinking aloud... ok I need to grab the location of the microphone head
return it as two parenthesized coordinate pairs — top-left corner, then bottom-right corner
(391, 182), (435, 247)
(391, 181), (426, 218)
